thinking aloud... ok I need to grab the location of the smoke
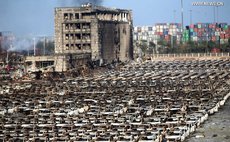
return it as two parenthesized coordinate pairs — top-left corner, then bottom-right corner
(57, 0), (103, 7)
(71, 0), (103, 6)
(8, 38), (34, 52)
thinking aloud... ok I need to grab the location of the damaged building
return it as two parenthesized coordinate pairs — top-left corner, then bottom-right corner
(25, 4), (133, 72)
(54, 4), (133, 71)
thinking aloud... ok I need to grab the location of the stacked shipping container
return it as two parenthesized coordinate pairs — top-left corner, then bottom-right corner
(134, 23), (182, 45)
(134, 23), (230, 45)
(188, 23), (230, 44)
(133, 26), (156, 43)
(155, 23), (182, 44)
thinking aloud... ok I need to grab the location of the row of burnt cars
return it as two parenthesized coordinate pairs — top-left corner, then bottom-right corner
(0, 59), (230, 141)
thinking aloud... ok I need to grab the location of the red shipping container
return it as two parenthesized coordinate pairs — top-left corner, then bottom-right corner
(194, 28), (198, 32)
(220, 34), (225, 39)
(199, 28), (204, 32)
(226, 30), (229, 34)
(209, 24), (213, 28)
(198, 32), (202, 37)
(216, 28), (221, 32)
(212, 48), (220, 53)
(190, 24), (194, 28)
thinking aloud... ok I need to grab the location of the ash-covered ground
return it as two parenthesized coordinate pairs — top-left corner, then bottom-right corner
(186, 98), (230, 142)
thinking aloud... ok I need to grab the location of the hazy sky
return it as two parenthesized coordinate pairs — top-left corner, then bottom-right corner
(0, 0), (229, 36)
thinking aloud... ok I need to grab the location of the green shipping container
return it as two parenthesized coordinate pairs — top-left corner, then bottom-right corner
(183, 36), (189, 41)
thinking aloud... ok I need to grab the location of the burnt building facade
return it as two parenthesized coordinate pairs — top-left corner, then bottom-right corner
(54, 4), (133, 66)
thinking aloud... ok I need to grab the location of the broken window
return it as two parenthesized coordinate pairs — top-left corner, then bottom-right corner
(70, 13), (74, 20)
(65, 24), (69, 30)
(75, 13), (80, 19)
(82, 23), (90, 29)
(75, 23), (81, 29)
(75, 34), (81, 40)
(66, 44), (69, 50)
(82, 13), (91, 19)
(64, 13), (68, 20)
(69, 23), (74, 30)
(65, 34), (69, 40)
(70, 34), (74, 40)
(83, 44), (91, 50)
(82, 33), (90, 40)
(76, 44), (81, 50)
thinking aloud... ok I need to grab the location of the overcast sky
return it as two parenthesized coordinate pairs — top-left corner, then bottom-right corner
(0, 0), (229, 36)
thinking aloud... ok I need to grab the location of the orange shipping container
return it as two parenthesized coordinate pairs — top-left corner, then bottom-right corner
(194, 28), (198, 32)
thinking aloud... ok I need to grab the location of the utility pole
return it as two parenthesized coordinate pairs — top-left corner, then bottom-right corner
(181, 0), (184, 30)
(173, 10), (176, 22)
(189, 10), (192, 25)
(216, 6), (219, 23)
(181, 0), (184, 43)
(213, 6), (216, 23)
(33, 38), (36, 56)
(43, 37), (46, 55)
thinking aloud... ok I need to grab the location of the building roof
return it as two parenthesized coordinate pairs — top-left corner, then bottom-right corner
(55, 5), (131, 14)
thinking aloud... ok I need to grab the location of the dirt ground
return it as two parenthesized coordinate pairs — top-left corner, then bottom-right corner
(185, 98), (230, 142)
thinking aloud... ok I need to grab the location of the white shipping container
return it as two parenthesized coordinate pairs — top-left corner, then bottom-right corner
(141, 27), (145, 32)
(139, 35), (143, 39)
(193, 37), (198, 41)
(144, 26), (149, 32)
(220, 39), (225, 44)
(133, 35), (138, 40)
(148, 31), (155, 35)
(215, 32), (220, 36)
(142, 35), (147, 40)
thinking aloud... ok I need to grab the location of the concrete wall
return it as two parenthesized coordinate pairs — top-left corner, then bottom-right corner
(25, 54), (91, 72)
(119, 23), (133, 61)
(91, 19), (100, 61)
(99, 22), (117, 63)
(54, 8), (63, 54)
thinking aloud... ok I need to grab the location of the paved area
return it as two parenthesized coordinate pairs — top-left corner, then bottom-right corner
(186, 98), (230, 142)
